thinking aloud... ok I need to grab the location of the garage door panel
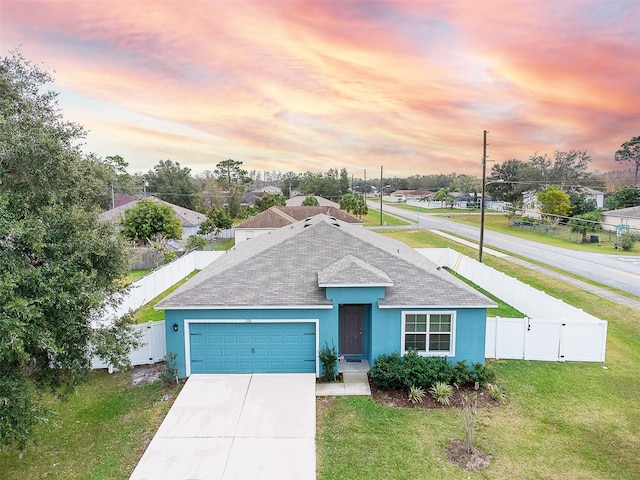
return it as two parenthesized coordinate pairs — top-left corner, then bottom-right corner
(189, 322), (316, 374)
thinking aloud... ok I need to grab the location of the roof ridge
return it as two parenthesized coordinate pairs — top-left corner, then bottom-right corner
(271, 206), (298, 223)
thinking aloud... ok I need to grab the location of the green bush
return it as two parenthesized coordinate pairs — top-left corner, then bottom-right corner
(163, 251), (178, 263)
(186, 234), (207, 251)
(318, 340), (338, 382)
(620, 234), (636, 251)
(369, 352), (494, 390)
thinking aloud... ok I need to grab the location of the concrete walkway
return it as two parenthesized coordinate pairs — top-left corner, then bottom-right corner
(130, 374), (316, 480)
(316, 359), (371, 396)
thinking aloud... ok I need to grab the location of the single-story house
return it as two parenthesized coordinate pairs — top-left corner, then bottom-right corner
(602, 205), (640, 233)
(99, 196), (207, 242)
(157, 214), (496, 378)
(580, 187), (605, 209)
(234, 205), (364, 243)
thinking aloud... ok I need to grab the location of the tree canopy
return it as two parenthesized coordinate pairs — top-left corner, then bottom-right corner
(255, 193), (286, 211)
(146, 159), (196, 209)
(0, 51), (136, 449)
(120, 199), (183, 245)
(614, 136), (640, 186)
(537, 186), (571, 216)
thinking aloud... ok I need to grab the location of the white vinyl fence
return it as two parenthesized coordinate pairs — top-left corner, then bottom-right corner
(92, 321), (167, 370)
(91, 251), (223, 369)
(418, 248), (607, 362)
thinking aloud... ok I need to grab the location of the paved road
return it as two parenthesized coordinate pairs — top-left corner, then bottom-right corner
(372, 202), (640, 298)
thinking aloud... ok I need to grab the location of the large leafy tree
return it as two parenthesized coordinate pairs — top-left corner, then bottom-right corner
(146, 159), (196, 209)
(255, 193), (286, 212)
(606, 186), (640, 210)
(120, 199), (183, 245)
(0, 51), (136, 449)
(537, 186), (571, 216)
(614, 136), (640, 186)
(198, 205), (233, 235)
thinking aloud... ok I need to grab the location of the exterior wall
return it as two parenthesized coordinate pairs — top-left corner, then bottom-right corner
(372, 307), (487, 365)
(234, 228), (273, 243)
(602, 214), (640, 232)
(167, 286), (488, 378)
(165, 307), (336, 378)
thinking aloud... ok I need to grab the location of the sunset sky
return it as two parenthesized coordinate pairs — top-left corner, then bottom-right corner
(2, 0), (638, 179)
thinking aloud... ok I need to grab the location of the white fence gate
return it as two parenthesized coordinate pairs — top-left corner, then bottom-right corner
(92, 321), (167, 370)
(486, 317), (607, 362)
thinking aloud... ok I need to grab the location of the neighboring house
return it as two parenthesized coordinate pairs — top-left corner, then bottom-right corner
(580, 187), (605, 209)
(286, 195), (339, 207)
(157, 214), (496, 378)
(234, 206), (364, 243)
(601, 206), (640, 233)
(113, 193), (137, 208)
(100, 196), (207, 242)
(390, 190), (433, 202)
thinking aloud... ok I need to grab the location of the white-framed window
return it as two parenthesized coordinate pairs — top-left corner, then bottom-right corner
(401, 311), (456, 356)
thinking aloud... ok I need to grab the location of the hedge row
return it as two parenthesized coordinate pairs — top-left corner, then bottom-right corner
(369, 350), (495, 390)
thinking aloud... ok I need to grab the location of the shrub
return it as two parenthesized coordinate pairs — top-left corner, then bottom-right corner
(408, 385), (425, 404)
(163, 251), (178, 263)
(469, 362), (495, 386)
(452, 360), (471, 385)
(460, 392), (478, 453)
(318, 340), (338, 382)
(488, 383), (508, 402)
(161, 352), (179, 386)
(620, 234), (636, 251)
(369, 352), (406, 389)
(186, 234), (207, 251)
(430, 382), (454, 405)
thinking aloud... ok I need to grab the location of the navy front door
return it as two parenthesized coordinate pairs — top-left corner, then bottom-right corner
(339, 305), (364, 355)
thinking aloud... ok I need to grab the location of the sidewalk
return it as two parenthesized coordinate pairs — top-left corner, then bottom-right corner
(316, 359), (371, 397)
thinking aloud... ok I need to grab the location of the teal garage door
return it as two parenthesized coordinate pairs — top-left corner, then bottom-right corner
(189, 322), (317, 374)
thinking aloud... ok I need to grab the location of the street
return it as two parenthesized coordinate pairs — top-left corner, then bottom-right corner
(371, 202), (640, 298)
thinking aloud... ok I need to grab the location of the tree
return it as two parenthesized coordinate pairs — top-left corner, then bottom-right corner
(0, 51), (136, 449)
(255, 193), (286, 211)
(569, 193), (597, 216)
(339, 193), (368, 218)
(146, 159), (196, 209)
(569, 211), (603, 243)
(487, 159), (535, 203)
(120, 199), (183, 245)
(198, 205), (233, 235)
(186, 234), (207, 251)
(301, 195), (319, 206)
(614, 136), (640, 186)
(214, 159), (251, 217)
(434, 188), (454, 208)
(537, 186), (571, 216)
(610, 186), (640, 209)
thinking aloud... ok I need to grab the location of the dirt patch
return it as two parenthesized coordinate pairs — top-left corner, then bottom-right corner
(315, 373), (344, 384)
(445, 439), (492, 471)
(369, 377), (500, 409)
(131, 362), (166, 386)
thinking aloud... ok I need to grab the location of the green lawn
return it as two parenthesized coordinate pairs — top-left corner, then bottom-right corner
(131, 270), (200, 323)
(362, 208), (410, 227)
(124, 269), (153, 284)
(0, 370), (182, 480)
(317, 229), (640, 479)
(441, 212), (640, 255)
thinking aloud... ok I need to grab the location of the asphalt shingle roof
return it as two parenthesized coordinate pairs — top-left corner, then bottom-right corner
(158, 214), (495, 309)
(235, 206), (363, 229)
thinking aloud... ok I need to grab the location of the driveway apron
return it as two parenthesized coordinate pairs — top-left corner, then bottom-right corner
(130, 373), (316, 480)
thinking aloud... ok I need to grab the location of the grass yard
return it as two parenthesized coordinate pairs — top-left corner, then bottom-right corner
(362, 208), (410, 227)
(132, 270), (200, 323)
(124, 269), (153, 284)
(0, 369), (182, 480)
(442, 212), (639, 255)
(317, 229), (640, 479)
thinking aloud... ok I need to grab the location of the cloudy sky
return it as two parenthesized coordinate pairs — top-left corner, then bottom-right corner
(2, 0), (638, 178)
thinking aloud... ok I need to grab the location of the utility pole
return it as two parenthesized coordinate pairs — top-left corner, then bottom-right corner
(479, 130), (488, 263)
(364, 169), (367, 201)
(380, 166), (383, 226)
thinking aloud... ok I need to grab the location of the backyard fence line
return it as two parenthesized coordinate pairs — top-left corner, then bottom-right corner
(418, 248), (607, 362)
(91, 321), (167, 370)
(92, 250), (224, 328)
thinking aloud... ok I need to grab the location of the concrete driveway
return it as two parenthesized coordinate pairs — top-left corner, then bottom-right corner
(130, 373), (316, 480)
